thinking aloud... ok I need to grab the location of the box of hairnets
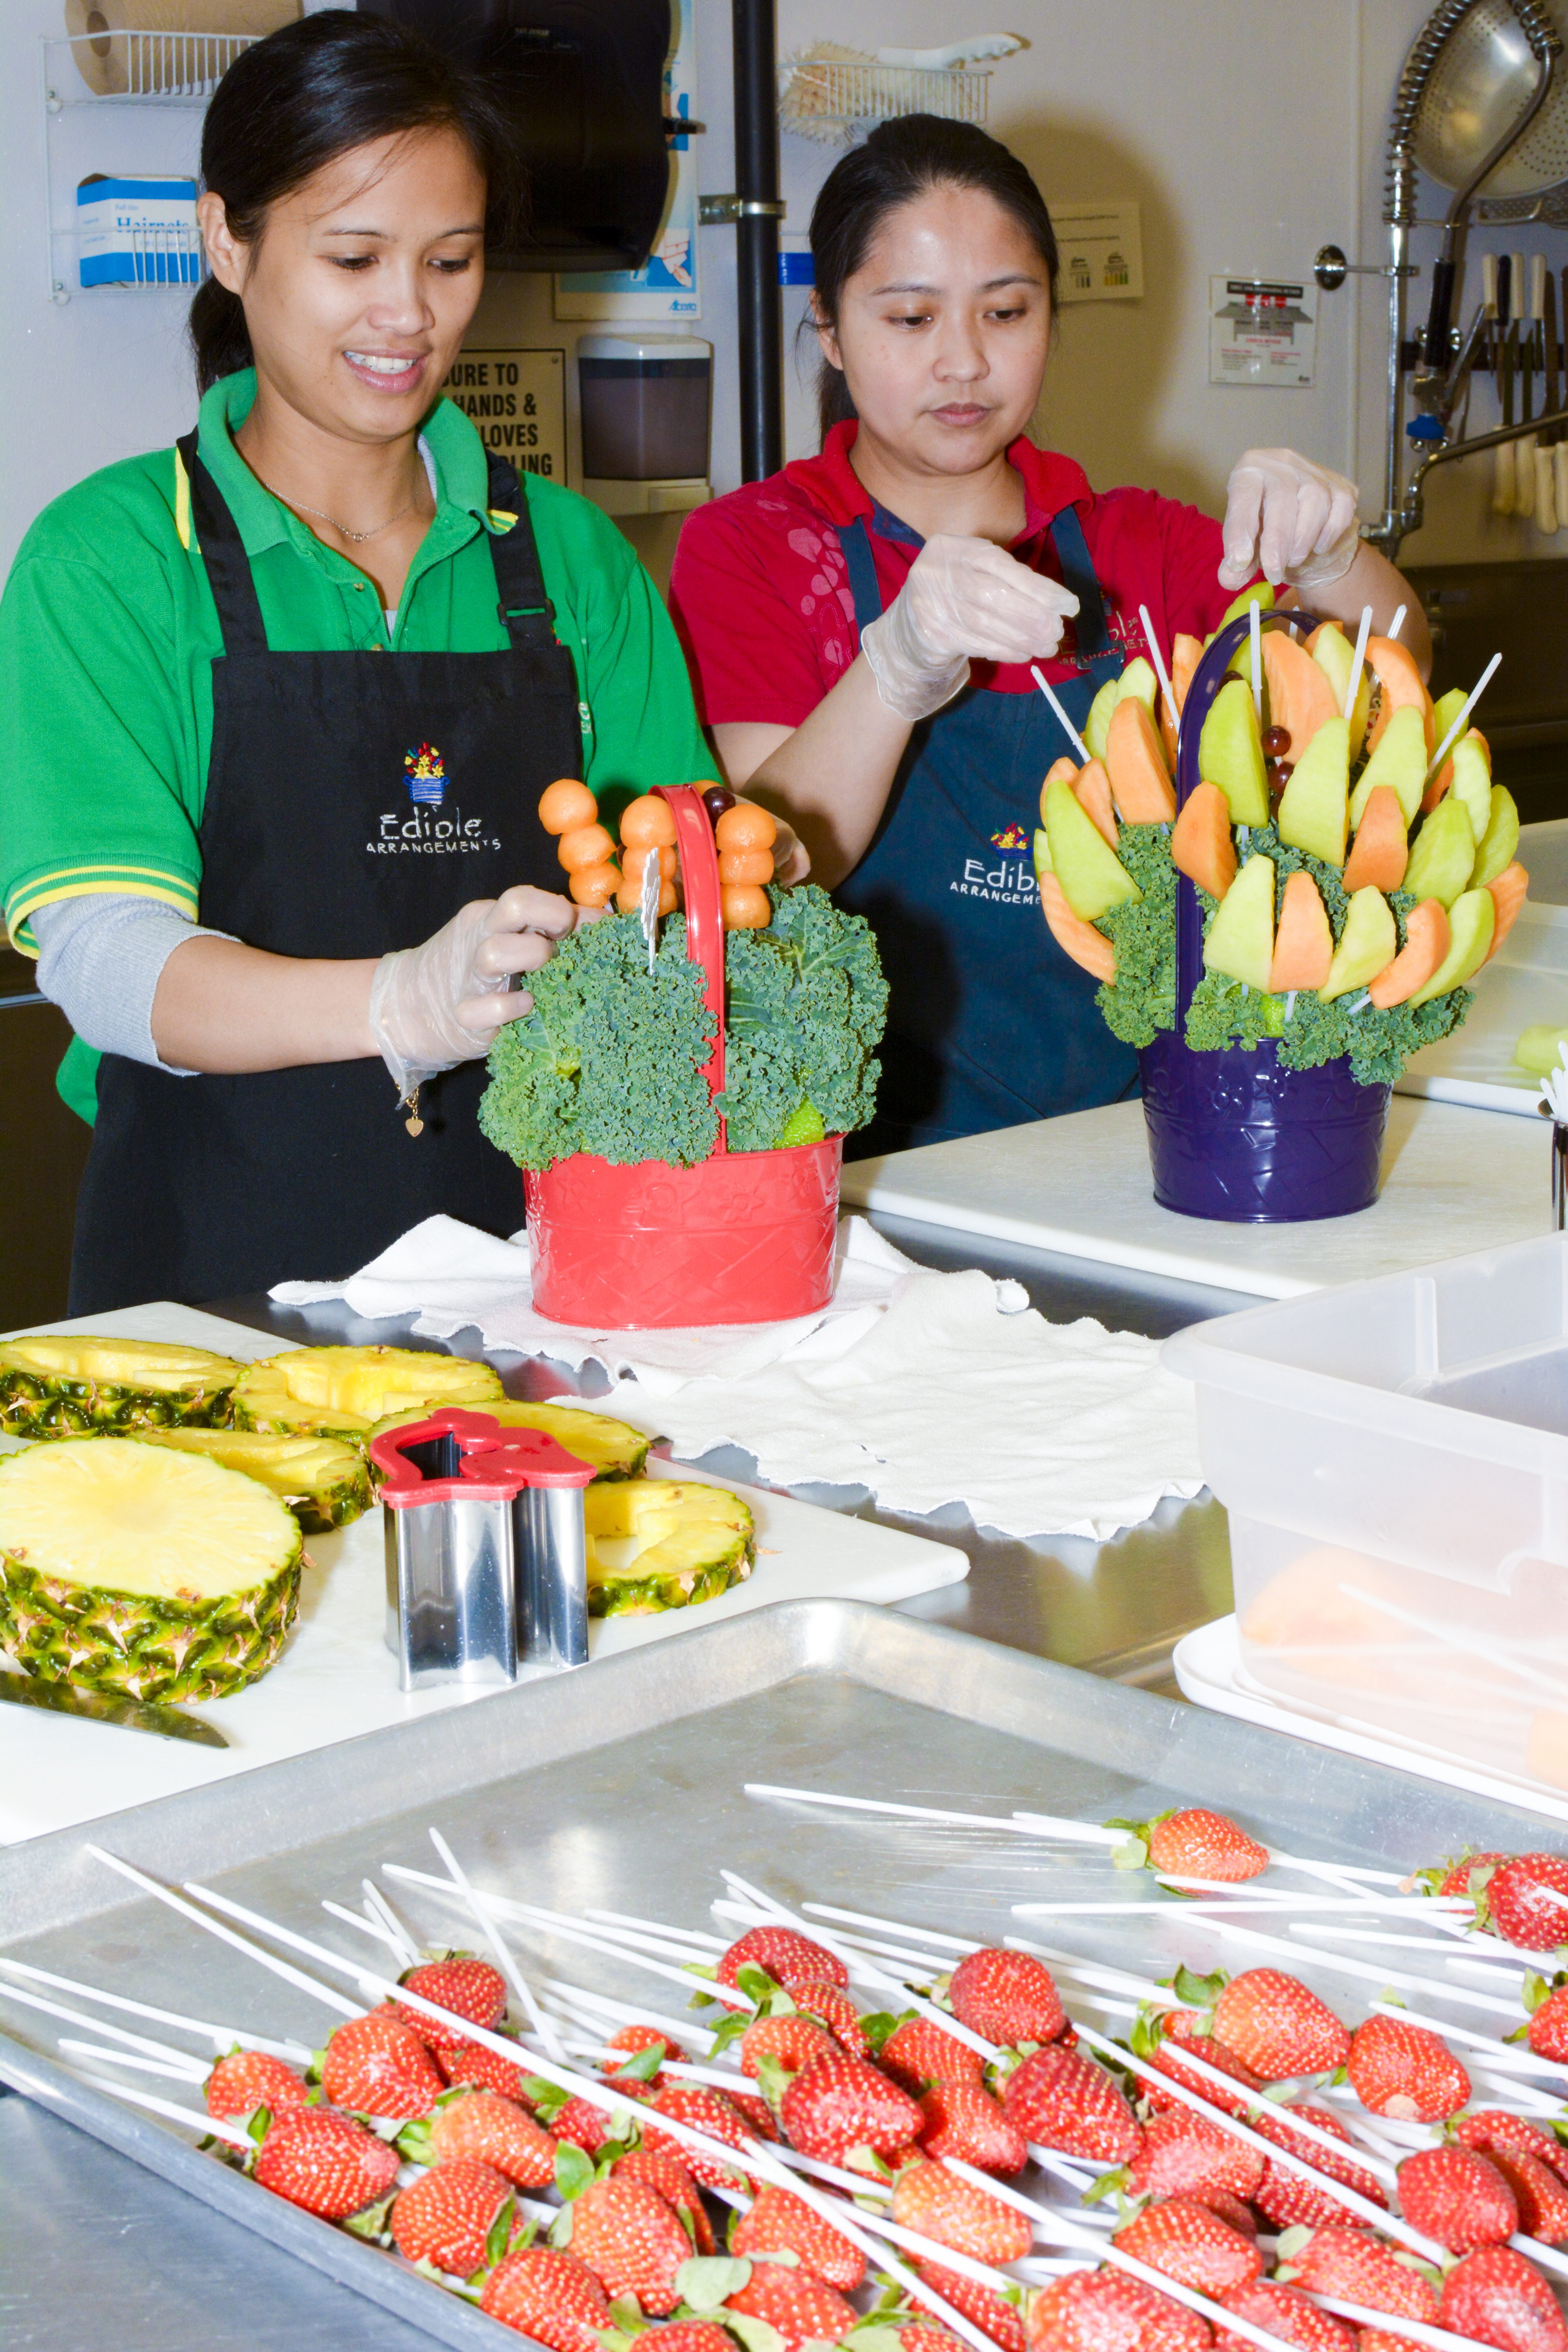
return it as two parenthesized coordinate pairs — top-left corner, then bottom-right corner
(77, 175), (200, 288)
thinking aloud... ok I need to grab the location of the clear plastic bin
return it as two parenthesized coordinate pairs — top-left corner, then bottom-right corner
(1164, 1231), (1568, 1794)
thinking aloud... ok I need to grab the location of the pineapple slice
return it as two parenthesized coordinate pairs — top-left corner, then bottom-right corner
(0, 1336), (242, 1440)
(584, 1478), (754, 1617)
(372, 1396), (652, 1482)
(128, 1427), (372, 1533)
(0, 1438), (301, 1703)
(232, 1345), (502, 1447)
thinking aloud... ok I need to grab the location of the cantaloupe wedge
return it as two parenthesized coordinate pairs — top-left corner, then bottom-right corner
(1170, 783), (1237, 900)
(1039, 871), (1116, 983)
(1261, 629), (1339, 761)
(1367, 898), (1450, 1009)
(1341, 785), (1409, 895)
(1105, 695), (1176, 822)
(1073, 758), (1118, 849)
(1365, 636), (1434, 757)
(1485, 861), (1529, 963)
(1268, 869), (1334, 993)
(1157, 632), (1204, 763)
(1039, 755), (1079, 825)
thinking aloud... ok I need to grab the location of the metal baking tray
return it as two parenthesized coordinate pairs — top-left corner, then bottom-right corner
(0, 1598), (1557, 2350)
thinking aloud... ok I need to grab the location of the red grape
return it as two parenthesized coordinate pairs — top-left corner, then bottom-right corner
(702, 786), (736, 826)
(1261, 726), (1291, 757)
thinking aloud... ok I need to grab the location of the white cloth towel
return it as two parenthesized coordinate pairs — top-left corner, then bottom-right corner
(271, 1213), (1203, 1540)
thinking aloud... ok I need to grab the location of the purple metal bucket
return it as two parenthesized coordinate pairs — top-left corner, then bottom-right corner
(1146, 606), (1390, 1223)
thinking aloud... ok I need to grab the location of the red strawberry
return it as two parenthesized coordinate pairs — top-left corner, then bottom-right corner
(1396, 2144), (1518, 2251)
(883, 2016), (986, 2095)
(411, 2085), (558, 2187)
(716, 1927), (848, 1992)
(917, 2080), (1028, 2173)
(389, 2157), (512, 2275)
(1487, 1854), (1568, 1953)
(394, 1957), (507, 2053)
(779, 2050), (924, 2164)
(1440, 1851), (1508, 1900)
(727, 2090), (779, 2141)
(738, 2012), (837, 2080)
(723, 2259), (858, 2350)
(1024, 2266), (1213, 2350)
(1346, 2014), (1469, 2122)
(645, 2082), (758, 2188)
(1210, 1971), (1349, 2081)
(1279, 2224), (1440, 2326)
(253, 2105), (400, 2220)
(320, 2010), (445, 2120)
(1204, 2194), (1256, 2238)
(789, 1979), (870, 2058)
(881, 2323), (970, 2352)
(1358, 2336), (1431, 2352)
(1211, 2278), (1355, 2352)
(640, 2331), (736, 2352)
(437, 2037), (534, 2102)
(1250, 2101), (1387, 2230)
(205, 2049), (307, 2120)
(480, 2247), (612, 2350)
(565, 2173), (692, 2315)
(731, 2181), (865, 2289)
(1002, 2044), (1142, 2164)
(1125, 2108), (1263, 2207)
(549, 2094), (618, 2155)
(1112, 2196), (1261, 2297)
(891, 2154), (1033, 2263)
(1456, 2110), (1568, 2181)
(1146, 1810), (1269, 1884)
(608, 2023), (685, 2069)
(1489, 2146), (1568, 2243)
(1140, 2016), (1264, 2120)
(1527, 1983), (1568, 2063)
(948, 1950), (1065, 2048)
(915, 2259), (1027, 2352)
(612, 2146), (716, 2255)
(1438, 2243), (1568, 2350)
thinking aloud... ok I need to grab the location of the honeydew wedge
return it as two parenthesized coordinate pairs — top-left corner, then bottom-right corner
(1320, 885), (1397, 1002)
(1349, 703), (1427, 830)
(1471, 786), (1521, 891)
(1202, 851), (1275, 991)
(1114, 656), (1159, 721)
(1032, 827), (1053, 878)
(1039, 755), (1079, 824)
(1446, 735), (1493, 844)
(1308, 622), (1372, 760)
(1408, 887), (1496, 1005)
(1085, 678), (1120, 763)
(1431, 687), (1467, 747)
(1402, 796), (1476, 908)
(1218, 581), (1276, 633)
(1515, 1023), (1568, 1077)
(1197, 678), (1270, 828)
(1042, 778), (1142, 921)
(1277, 715), (1351, 866)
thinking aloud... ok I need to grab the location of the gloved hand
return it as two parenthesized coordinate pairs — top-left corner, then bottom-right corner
(369, 886), (579, 1105)
(861, 533), (1081, 721)
(1218, 448), (1363, 593)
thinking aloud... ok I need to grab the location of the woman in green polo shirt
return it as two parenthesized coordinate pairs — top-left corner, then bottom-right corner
(0, 12), (762, 1311)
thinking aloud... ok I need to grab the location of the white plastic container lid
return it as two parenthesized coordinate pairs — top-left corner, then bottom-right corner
(576, 334), (712, 364)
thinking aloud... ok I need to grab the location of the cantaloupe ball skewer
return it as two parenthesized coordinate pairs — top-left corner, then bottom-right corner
(538, 777), (598, 836)
(569, 864), (620, 909)
(715, 802), (777, 929)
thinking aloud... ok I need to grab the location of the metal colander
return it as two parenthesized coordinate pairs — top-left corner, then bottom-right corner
(1412, 0), (1568, 213)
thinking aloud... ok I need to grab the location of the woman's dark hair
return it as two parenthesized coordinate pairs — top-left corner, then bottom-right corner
(190, 9), (521, 395)
(807, 116), (1059, 443)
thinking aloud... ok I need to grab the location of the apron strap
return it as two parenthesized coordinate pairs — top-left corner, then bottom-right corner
(839, 516), (884, 630)
(176, 430), (269, 659)
(1047, 505), (1115, 663)
(483, 452), (561, 654)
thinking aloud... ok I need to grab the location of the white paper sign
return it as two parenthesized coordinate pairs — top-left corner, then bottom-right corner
(441, 350), (567, 484)
(1209, 277), (1317, 387)
(1051, 201), (1143, 305)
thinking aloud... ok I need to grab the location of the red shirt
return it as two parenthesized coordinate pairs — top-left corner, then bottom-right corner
(669, 420), (1241, 727)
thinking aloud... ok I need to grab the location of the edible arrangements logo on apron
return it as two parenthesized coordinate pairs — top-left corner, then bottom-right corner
(952, 820), (1038, 910)
(369, 741), (503, 856)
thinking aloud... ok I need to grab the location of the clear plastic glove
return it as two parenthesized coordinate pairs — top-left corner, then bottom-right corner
(1218, 448), (1363, 593)
(368, 886), (579, 1106)
(861, 532), (1081, 721)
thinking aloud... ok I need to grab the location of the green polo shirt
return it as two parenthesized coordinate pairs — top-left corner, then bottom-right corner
(0, 369), (717, 1119)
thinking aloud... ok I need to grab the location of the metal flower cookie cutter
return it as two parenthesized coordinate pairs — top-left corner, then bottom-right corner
(369, 1409), (596, 1691)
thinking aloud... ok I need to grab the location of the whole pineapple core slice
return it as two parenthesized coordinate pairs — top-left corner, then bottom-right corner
(372, 1397), (652, 1482)
(584, 1479), (754, 1616)
(128, 1428), (372, 1533)
(0, 1438), (302, 1703)
(0, 1336), (243, 1439)
(232, 1345), (502, 1446)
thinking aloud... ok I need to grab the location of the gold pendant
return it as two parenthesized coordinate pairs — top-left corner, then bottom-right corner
(404, 1084), (423, 1138)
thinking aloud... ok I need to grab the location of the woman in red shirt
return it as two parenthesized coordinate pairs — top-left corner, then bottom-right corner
(670, 117), (1428, 1155)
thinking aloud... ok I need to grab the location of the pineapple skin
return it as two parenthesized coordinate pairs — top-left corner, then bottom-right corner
(0, 1369), (239, 1441)
(585, 1480), (755, 1618)
(0, 1545), (302, 1703)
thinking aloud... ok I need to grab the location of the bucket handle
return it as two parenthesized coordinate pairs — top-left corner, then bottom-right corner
(1173, 604), (1329, 1015)
(654, 783), (727, 1142)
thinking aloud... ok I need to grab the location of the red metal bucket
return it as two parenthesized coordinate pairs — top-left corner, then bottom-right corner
(524, 784), (843, 1327)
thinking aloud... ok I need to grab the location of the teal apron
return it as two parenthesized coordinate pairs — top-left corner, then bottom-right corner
(836, 502), (1137, 1156)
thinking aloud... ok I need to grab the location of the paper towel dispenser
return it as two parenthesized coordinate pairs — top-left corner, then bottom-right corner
(358, 0), (674, 273)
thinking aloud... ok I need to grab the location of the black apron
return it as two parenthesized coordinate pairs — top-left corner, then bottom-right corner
(68, 439), (582, 1312)
(835, 504), (1138, 1157)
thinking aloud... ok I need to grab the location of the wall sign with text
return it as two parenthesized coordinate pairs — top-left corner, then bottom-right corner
(1208, 279), (1317, 388)
(442, 350), (567, 481)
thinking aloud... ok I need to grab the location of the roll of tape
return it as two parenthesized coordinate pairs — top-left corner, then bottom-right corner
(63, 0), (300, 97)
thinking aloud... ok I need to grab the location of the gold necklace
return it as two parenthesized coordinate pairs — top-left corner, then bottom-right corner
(262, 479), (422, 544)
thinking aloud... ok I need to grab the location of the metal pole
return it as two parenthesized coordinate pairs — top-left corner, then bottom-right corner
(732, 0), (782, 480)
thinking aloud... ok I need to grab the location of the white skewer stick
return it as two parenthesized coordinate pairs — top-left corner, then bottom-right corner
(0, 1979), (256, 2074)
(1138, 604), (1177, 720)
(1309, 2293), (1529, 2352)
(540, 1977), (718, 2057)
(1013, 1893), (1466, 1919)
(1387, 602), (1407, 643)
(1014, 1813), (1408, 1889)
(803, 1902), (980, 1951)
(58, 2038), (208, 2085)
(1029, 668), (1092, 765)
(0, 1955), (311, 2063)
(1344, 606), (1373, 724)
(824, 2193), (1040, 2295)
(322, 1900), (406, 1958)
(362, 1879), (420, 1969)
(426, 1827), (566, 2064)
(1291, 1922), (1522, 1963)
(66, 2067), (254, 2151)
(747, 1782), (1123, 1846)
(1205, 1916), (1526, 2018)
(1426, 652), (1503, 785)
(1250, 597), (1263, 721)
(585, 1908), (725, 1952)
(1445, 1950), (1534, 1979)
(84, 1846), (364, 2019)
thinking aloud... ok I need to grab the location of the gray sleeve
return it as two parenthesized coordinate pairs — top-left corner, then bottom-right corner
(30, 895), (233, 1074)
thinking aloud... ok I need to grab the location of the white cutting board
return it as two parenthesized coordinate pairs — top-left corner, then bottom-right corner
(1396, 898), (1568, 1118)
(0, 1305), (965, 1842)
(841, 1093), (1554, 1302)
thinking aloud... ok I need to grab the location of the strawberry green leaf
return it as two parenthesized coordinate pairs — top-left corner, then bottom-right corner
(611, 2044), (667, 2084)
(555, 2142), (595, 2203)
(1524, 1972), (1552, 2015)
(342, 2191), (395, 2242)
(1171, 1966), (1224, 2007)
(835, 2329), (909, 2352)
(709, 2011), (752, 2055)
(1274, 2226), (1313, 2262)
(1111, 1838), (1148, 1873)
(858, 2012), (905, 2056)
(752, 2053), (795, 2108)
(736, 1965), (785, 2007)
(550, 2205), (575, 2248)
(521, 2076), (568, 2121)
(1083, 2167), (1129, 2204)
(747, 2249), (801, 2267)
(485, 2197), (517, 2270)
(723, 2314), (787, 2352)
(675, 2256), (752, 2310)
(608, 2297), (647, 2332)
(246, 2105), (271, 2146)
(684, 1961), (719, 1983)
